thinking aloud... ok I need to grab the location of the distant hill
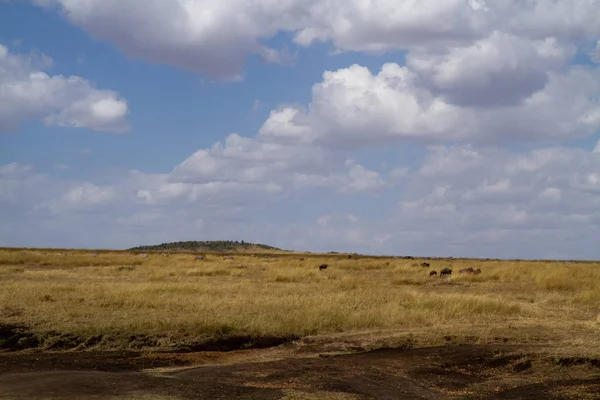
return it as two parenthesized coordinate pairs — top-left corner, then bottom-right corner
(128, 240), (285, 253)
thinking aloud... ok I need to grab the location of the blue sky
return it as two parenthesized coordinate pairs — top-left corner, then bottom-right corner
(1, 0), (600, 259)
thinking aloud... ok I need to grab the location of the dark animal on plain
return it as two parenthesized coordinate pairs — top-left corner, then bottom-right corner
(440, 268), (452, 277)
(348, 255), (352, 259)
(459, 267), (474, 273)
(412, 263), (420, 268)
(319, 264), (328, 271)
(473, 268), (482, 274)
(429, 270), (437, 277)
(420, 262), (430, 268)
(385, 262), (390, 266)
(298, 257), (305, 261)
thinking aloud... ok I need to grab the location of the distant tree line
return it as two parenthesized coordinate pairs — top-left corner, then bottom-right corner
(128, 240), (282, 252)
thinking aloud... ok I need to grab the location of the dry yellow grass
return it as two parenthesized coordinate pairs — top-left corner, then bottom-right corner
(1, 248), (599, 351)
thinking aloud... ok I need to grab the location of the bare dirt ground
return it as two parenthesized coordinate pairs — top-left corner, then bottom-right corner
(1, 342), (599, 400)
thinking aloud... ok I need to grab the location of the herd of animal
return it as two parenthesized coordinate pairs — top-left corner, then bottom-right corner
(413, 262), (482, 278)
(313, 261), (483, 277)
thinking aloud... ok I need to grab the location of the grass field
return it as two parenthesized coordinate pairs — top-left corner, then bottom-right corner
(1, 248), (599, 353)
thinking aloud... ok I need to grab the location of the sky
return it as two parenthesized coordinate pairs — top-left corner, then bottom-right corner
(1, 0), (600, 259)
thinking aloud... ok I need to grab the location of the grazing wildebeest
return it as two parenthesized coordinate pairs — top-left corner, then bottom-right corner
(195, 255), (206, 261)
(298, 257), (305, 261)
(319, 263), (328, 271)
(420, 262), (430, 268)
(459, 267), (474, 273)
(473, 268), (482, 274)
(440, 268), (452, 277)
(412, 263), (420, 268)
(348, 255), (352, 259)
(385, 262), (390, 266)
(429, 270), (437, 277)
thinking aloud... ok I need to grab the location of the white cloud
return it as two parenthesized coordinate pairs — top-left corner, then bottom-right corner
(32, 1), (600, 78)
(344, 164), (388, 193)
(260, 62), (600, 149)
(0, 44), (129, 133)
(169, 132), (385, 194)
(35, 183), (119, 214)
(33, 0), (313, 80)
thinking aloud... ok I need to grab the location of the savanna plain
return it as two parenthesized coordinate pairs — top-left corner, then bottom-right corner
(1, 248), (599, 399)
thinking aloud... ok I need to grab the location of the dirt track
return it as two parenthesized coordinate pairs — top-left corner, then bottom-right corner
(1, 344), (600, 399)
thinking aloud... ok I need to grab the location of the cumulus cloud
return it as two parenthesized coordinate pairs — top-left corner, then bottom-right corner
(32, 0), (600, 78)
(33, 0), (313, 79)
(259, 62), (600, 148)
(169, 132), (385, 194)
(0, 44), (129, 133)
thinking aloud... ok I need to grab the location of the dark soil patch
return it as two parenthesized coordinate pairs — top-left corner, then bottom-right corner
(0, 325), (38, 351)
(0, 350), (190, 374)
(555, 356), (600, 368)
(1, 344), (599, 399)
(0, 325), (300, 353)
(184, 334), (301, 352)
(490, 378), (600, 399)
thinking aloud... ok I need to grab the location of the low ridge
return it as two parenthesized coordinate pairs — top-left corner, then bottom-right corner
(128, 240), (285, 253)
